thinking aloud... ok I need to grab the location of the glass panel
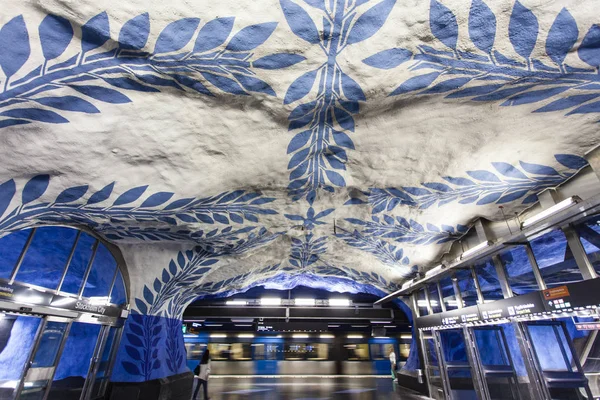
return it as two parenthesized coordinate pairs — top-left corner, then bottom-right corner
(531, 230), (584, 288)
(0, 230), (30, 280)
(455, 269), (477, 307)
(575, 215), (600, 276)
(440, 276), (458, 311)
(0, 315), (42, 400)
(527, 324), (571, 371)
(48, 322), (101, 400)
(439, 329), (478, 400)
(16, 227), (78, 290)
(475, 260), (504, 301)
(474, 328), (509, 366)
(501, 245), (538, 295)
(82, 244), (117, 299)
(90, 327), (118, 399)
(21, 320), (69, 400)
(59, 233), (96, 295)
(424, 337), (438, 365)
(110, 271), (126, 306)
(344, 344), (369, 360)
(417, 288), (428, 316)
(428, 284), (443, 314)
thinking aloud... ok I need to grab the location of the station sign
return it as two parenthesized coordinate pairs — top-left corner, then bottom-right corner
(0, 281), (54, 307)
(542, 279), (600, 312)
(256, 321), (328, 332)
(479, 292), (546, 321)
(575, 322), (600, 331)
(440, 305), (481, 326)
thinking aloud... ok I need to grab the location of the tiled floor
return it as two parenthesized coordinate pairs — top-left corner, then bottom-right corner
(192, 377), (429, 399)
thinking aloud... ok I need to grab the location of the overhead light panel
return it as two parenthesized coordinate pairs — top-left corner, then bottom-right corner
(425, 264), (444, 278)
(226, 300), (247, 306)
(461, 241), (492, 259)
(294, 298), (316, 306)
(522, 197), (579, 228)
(238, 334), (254, 338)
(320, 334), (334, 339)
(231, 318), (254, 323)
(260, 298), (282, 306)
(293, 334), (309, 338)
(347, 334), (363, 339)
(329, 298), (351, 307)
(370, 321), (391, 324)
(210, 333), (227, 338)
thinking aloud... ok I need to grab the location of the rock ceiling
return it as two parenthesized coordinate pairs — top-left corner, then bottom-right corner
(0, 0), (599, 295)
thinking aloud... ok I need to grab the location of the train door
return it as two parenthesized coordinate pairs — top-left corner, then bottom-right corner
(420, 330), (449, 400)
(469, 326), (521, 400)
(521, 321), (594, 399)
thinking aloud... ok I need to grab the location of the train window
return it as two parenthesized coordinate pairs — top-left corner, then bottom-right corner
(344, 344), (369, 361)
(284, 343), (328, 360)
(254, 343), (280, 360)
(370, 343), (394, 360)
(208, 343), (252, 360)
(185, 343), (207, 360)
(399, 343), (410, 360)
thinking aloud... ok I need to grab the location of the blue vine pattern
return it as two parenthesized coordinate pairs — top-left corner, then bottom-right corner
(346, 154), (588, 211)
(281, 0), (396, 202)
(364, 1), (600, 114)
(0, 13), (304, 129)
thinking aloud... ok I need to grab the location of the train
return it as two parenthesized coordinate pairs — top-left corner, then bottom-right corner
(183, 330), (412, 376)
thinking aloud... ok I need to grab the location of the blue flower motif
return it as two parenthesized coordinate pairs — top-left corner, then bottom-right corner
(284, 207), (334, 230)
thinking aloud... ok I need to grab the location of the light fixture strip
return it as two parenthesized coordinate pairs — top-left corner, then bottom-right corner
(462, 240), (492, 258)
(522, 196), (578, 227)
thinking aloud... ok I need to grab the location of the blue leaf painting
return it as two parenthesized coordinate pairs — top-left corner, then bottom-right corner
(39, 15), (74, 61)
(0, 119), (30, 129)
(81, 12), (111, 54)
(140, 192), (175, 208)
(87, 182), (115, 204)
(154, 18), (200, 54)
(55, 185), (88, 203)
(22, 175), (50, 204)
(193, 17), (234, 53)
(578, 24), (600, 68)
(201, 72), (247, 96)
(325, 170), (346, 187)
(0, 15), (31, 80)
(122, 361), (142, 376)
(284, 69), (318, 104)
(0, 108), (68, 124)
(363, 48), (412, 69)
(519, 161), (558, 176)
(119, 13), (150, 50)
(70, 85), (132, 104)
(280, 0), (321, 44)
(502, 87), (570, 106)
(468, 0), (496, 54)
(346, 0), (396, 45)
(35, 96), (100, 114)
(555, 154), (587, 170)
(0, 179), (16, 218)
(567, 100), (600, 115)
(534, 94), (600, 113)
(508, 1), (539, 60)
(546, 8), (578, 67)
(390, 72), (440, 96)
(287, 130), (312, 153)
(341, 71), (366, 101)
(254, 53), (306, 69)
(113, 186), (149, 206)
(234, 74), (276, 96)
(226, 22), (278, 52)
(430, 0), (458, 50)
(492, 162), (528, 179)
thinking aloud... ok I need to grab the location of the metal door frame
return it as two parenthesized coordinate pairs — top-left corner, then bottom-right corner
(420, 329), (451, 399)
(79, 324), (111, 400)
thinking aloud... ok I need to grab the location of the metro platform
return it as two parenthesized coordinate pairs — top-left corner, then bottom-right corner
(197, 377), (428, 399)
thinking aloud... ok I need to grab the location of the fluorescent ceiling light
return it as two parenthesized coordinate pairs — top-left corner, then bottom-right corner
(370, 321), (391, 324)
(295, 298), (316, 306)
(400, 334), (412, 339)
(293, 334), (309, 338)
(260, 298), (281, 306)
(320, 334), (334, 339)
(328, 325), (340, 328)
(417, 300), (438, 307)
(425, 265), (444, 278)
(238, 334), (254, 338)
(351, 325), (368, 328)
(401, 280), (413, 290)
(374, 336), (389, 339)
(235, 324), (253, 327)
(204, 324), (223, 327)
(384, 325), (397, 328)
(522, 197), (578, 228)
(329, 299), (351, 307)
(461, 241), (492, 259)
(226, 300), (247, 306)
(347, 334), (363, 339)
(231, 318), (254, 323)
(210, 333), (227, 338)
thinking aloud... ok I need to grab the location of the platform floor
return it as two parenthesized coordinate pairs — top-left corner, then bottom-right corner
(192, 377), (429, 399)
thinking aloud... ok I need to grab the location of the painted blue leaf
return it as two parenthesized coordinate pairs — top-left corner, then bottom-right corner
(326, 154), (346, 170)
(122, 361), (142, 376)
(39, 15), (73, 60)
(567, 100), (600, 115)
(287, 130), (312, 154)
(502, 87), (570, 106)
(402, 187), (430, 196)
(497, 189), (530, 204)
(519, 161), (559, 176)
(125, 345), (142, 361)
(467, 170), (500, 182)
(172, 74), (213, 96)
(578, 25), (600, 68)
(446, 84), (503, 98)
(134, 298), (147, 314)
(140, 192), (174, 208)
(201, 72), (247, 95)
(430, 0), (458, 50)
(443, 176), (475, 186)
(35, 96), (99, 114)
(289, 101), (317, 121)
(0, 108), (68, 124)
(325, 170), (346, 187)
(70, 85), (131, 104)
(339, 100), (359, 114)
(81, 12), (110, 54)
(341, 71), (366, 101)
(422, 182), (451, 192)
(254, 53), (306, 69)
(154, 18), (200, 54)
(194, 17), (234, 53)
(333, 130), (355, 150)
(534, 94), (599, 113)
(334, 107), (355, 132)
(509, 1), (539, 59)
(363, 48), (412, 69)
(288, 148), (311, 170)
(55, 185), (88, 203)
(469, 0), (496, 54)
(522, 194), (538, 204)
(119, 13), (150, 50)
(113, 185), (148, 206)
(492, 162), (528, 179)
(546, 8), (578, 66)
(476, 191), (502, 205)
(0, 119), (30, 129)
(0, 15), (30, 79)
(234, 74), (276, 96)
(226, 22), (278, 51)
(390, 72), (440, 96)
(421, 77), (472, 94)
(143, 286), (154, 305)
(126, 333), (144, 348)
(555, 154), (587, 170)
(303, 0), (326, 10)
(0, 179), (15, 217)
(284, 69), (318, 104)
(346, 0), (396, 45)
(213, 213), (229, 224)
(280, 0), (321, 44)
(87, 182), (114, 204)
